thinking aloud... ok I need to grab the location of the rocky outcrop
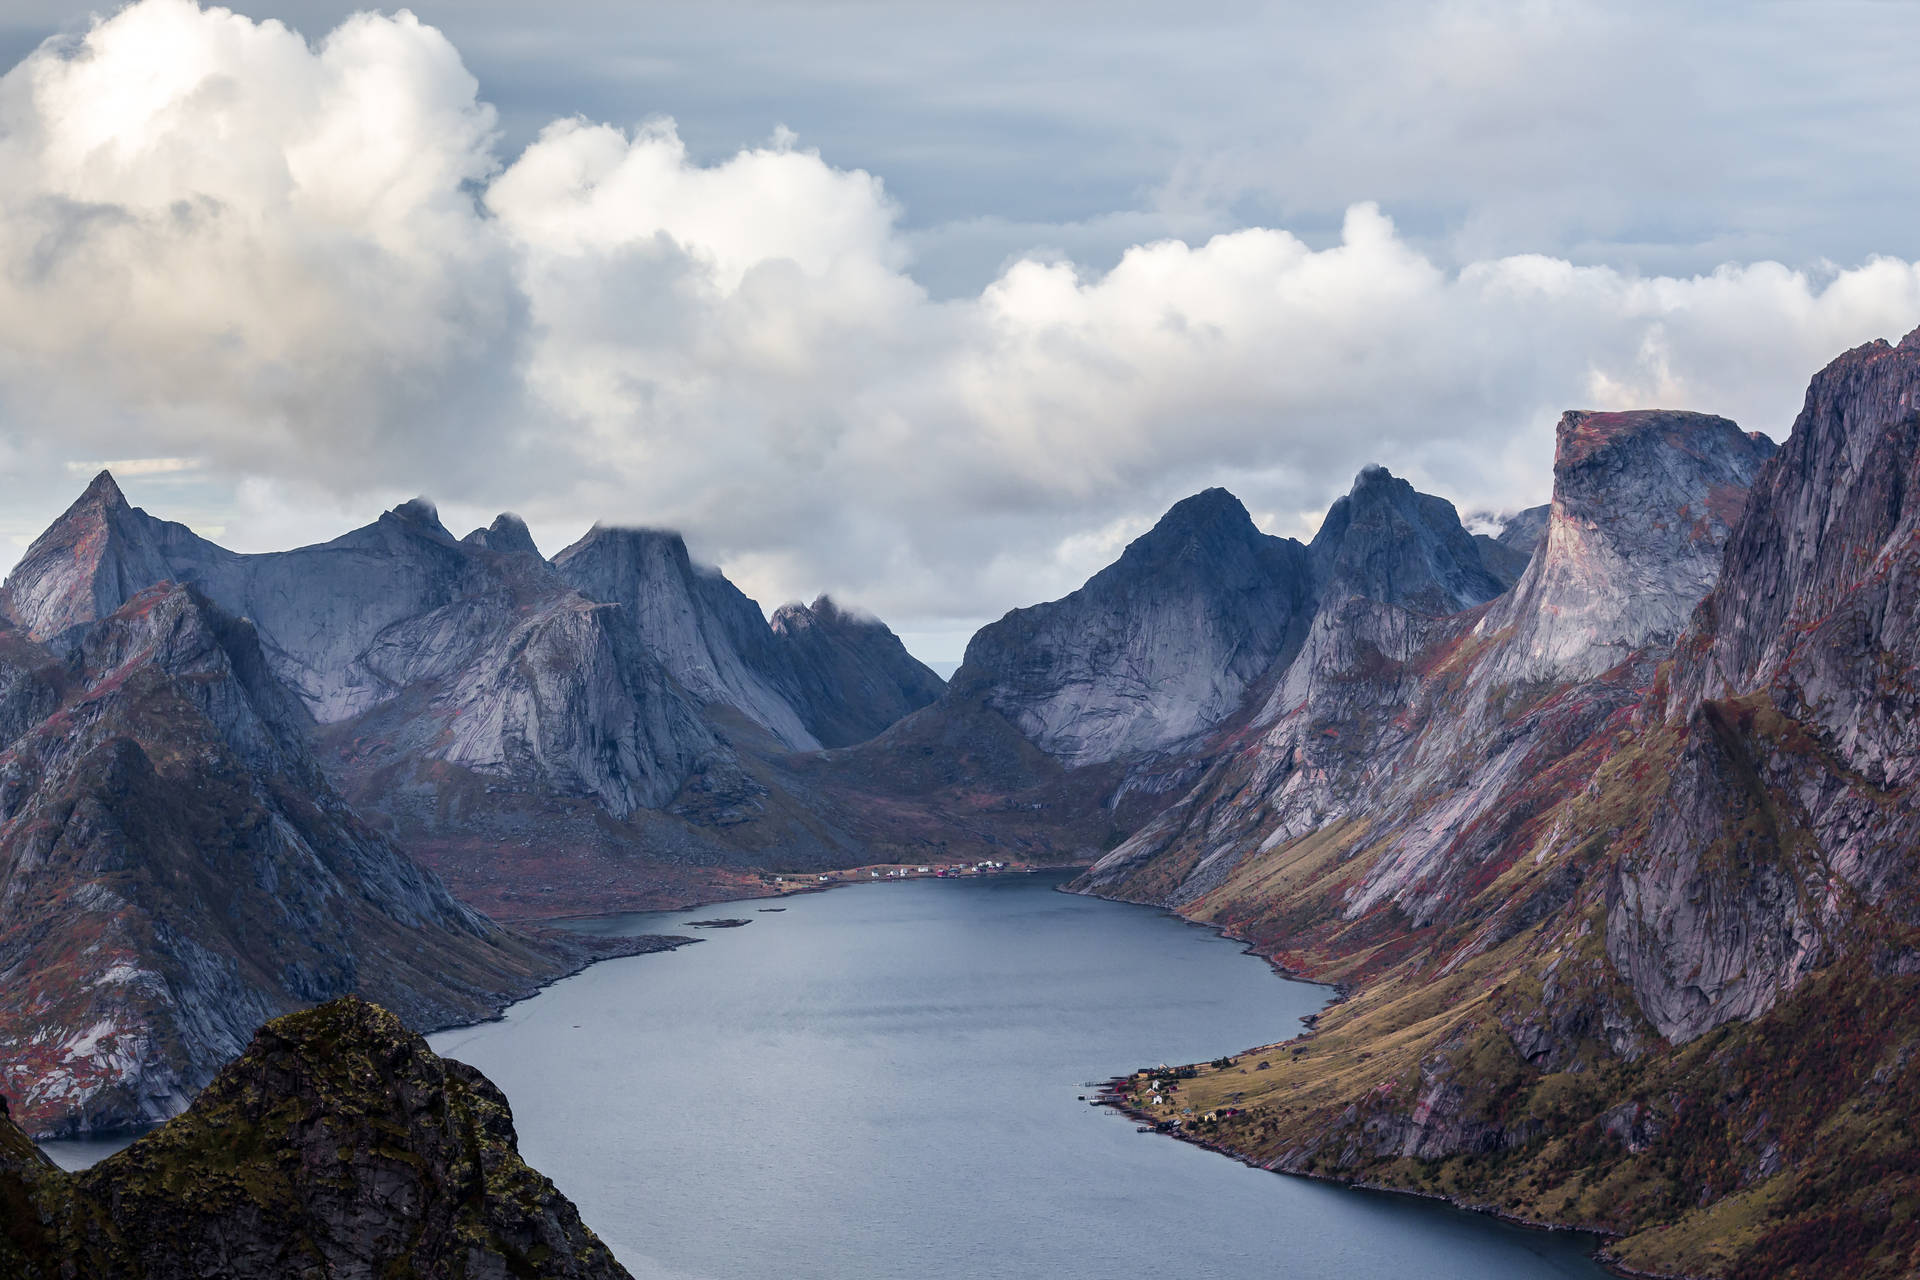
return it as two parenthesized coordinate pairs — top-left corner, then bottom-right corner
(1084, 410), (1775, 925)
(0, 584), (652, 1139)
(950, 489), (1315, 767)
(462, 512), (543, 558)
(0, 998), (632, 1279)
(769, 595), (945, 748)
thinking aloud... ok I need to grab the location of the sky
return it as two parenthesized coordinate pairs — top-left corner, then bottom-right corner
(1, 1), (1919, 664)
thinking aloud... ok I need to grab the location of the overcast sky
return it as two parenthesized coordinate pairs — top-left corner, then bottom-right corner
(2, 0), (1919, 663)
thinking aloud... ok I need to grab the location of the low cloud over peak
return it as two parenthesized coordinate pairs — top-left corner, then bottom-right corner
(2, 0), (1919, 662)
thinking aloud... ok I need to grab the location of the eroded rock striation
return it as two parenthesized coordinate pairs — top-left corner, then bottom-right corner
(0, 998), (632, 1279)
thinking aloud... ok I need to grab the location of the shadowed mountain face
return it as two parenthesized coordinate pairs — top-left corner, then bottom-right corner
(0, 998), (632, 1280)
(770, 595), (948, 748)
(1310, 465), (1508, 616)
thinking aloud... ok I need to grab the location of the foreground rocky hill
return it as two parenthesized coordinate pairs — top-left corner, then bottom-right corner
(0, 998), (631, 1280)
(1078, 333), (1920, 1278)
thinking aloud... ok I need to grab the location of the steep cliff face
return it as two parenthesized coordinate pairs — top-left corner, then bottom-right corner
(1474, 411), (1777, 688)
(0, 998), (632, 1280)
(0, 584), (649, 1139)
(1609, 331), (1920, 1045)
(951, 489), (1315, 767)
(769, 595), (945, 748)
(1079, 424), (1761, 915)
(554, 527), (821, 751)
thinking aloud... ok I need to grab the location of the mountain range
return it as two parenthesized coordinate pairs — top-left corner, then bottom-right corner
(8, 325), (1920, 1275)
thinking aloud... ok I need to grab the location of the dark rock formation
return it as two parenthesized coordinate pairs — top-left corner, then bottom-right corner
(950, 489), (1314, 767)
(1310, 465), (1507, 616)
(1496, 503), (1550, 554)
(0, 998), (632, 1279)
(463, 512), (543, 558)
(769, 595), (945, 748)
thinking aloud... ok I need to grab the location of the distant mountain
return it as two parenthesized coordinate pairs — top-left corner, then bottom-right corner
(770, 594), (947, 748)
(554, 526), (824, 751)
(950, 489), (1314, 767)
(0, 998), (631, 1280)
(0, 484), (938, 920)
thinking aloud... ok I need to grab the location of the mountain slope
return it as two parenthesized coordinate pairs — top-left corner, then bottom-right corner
(0, 998), (631, 1280)
(1078, 336), (1920, 1279)
(0, 582), (668, 1139)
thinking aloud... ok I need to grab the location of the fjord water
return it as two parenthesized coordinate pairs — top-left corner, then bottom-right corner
(429, 873), (1609, 1280)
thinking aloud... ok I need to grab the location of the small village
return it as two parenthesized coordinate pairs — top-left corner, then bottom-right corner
(758, 859), (1029, 892)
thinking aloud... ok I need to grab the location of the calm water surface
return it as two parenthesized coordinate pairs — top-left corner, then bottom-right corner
(430, 873), (1611, 1280)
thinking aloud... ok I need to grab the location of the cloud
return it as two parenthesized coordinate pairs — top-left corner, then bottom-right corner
(1, 0), (1919, 658)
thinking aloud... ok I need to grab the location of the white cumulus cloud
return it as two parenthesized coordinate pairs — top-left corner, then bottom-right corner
(1, 0), (1919, 657)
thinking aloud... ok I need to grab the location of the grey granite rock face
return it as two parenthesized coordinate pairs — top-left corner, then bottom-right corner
(1471, 534), (1533, 589)
(951, 488), (1315, 768)
(553, 527), (822, 751)
(1473, 411), (1777, 688)
(769, 595), (946, 748)
(1497, 504), (1550, 554)
(1085, 412), (1772, 936)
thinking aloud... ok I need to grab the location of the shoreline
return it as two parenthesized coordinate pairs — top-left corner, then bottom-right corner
(1066, 878), (1681, 1280)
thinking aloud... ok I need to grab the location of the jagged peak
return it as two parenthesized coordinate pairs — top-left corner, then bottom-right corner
(77, 468), (128, 510)
(461, 512), (541, 559)
(385, 496), (447, 536)
(1899, 323), (1920, 351)
(1155, 486), (1252, 530)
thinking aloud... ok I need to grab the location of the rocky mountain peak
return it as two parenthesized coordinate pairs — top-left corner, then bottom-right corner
(2, 470), (176, 640)
(555, 525), (821, 750)
(1310, 464), (1506, 616)
(952, 487), (1313, 766)
(385, 495), (448, 537)
(1474, 408), (1777, 684)
(76, 468), (128, 510)
(462, 511), (542, 558)
(1114, 487), (1262, 570)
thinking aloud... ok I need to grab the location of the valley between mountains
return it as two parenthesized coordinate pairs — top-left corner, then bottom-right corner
(7, 329), (1920, 1277)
